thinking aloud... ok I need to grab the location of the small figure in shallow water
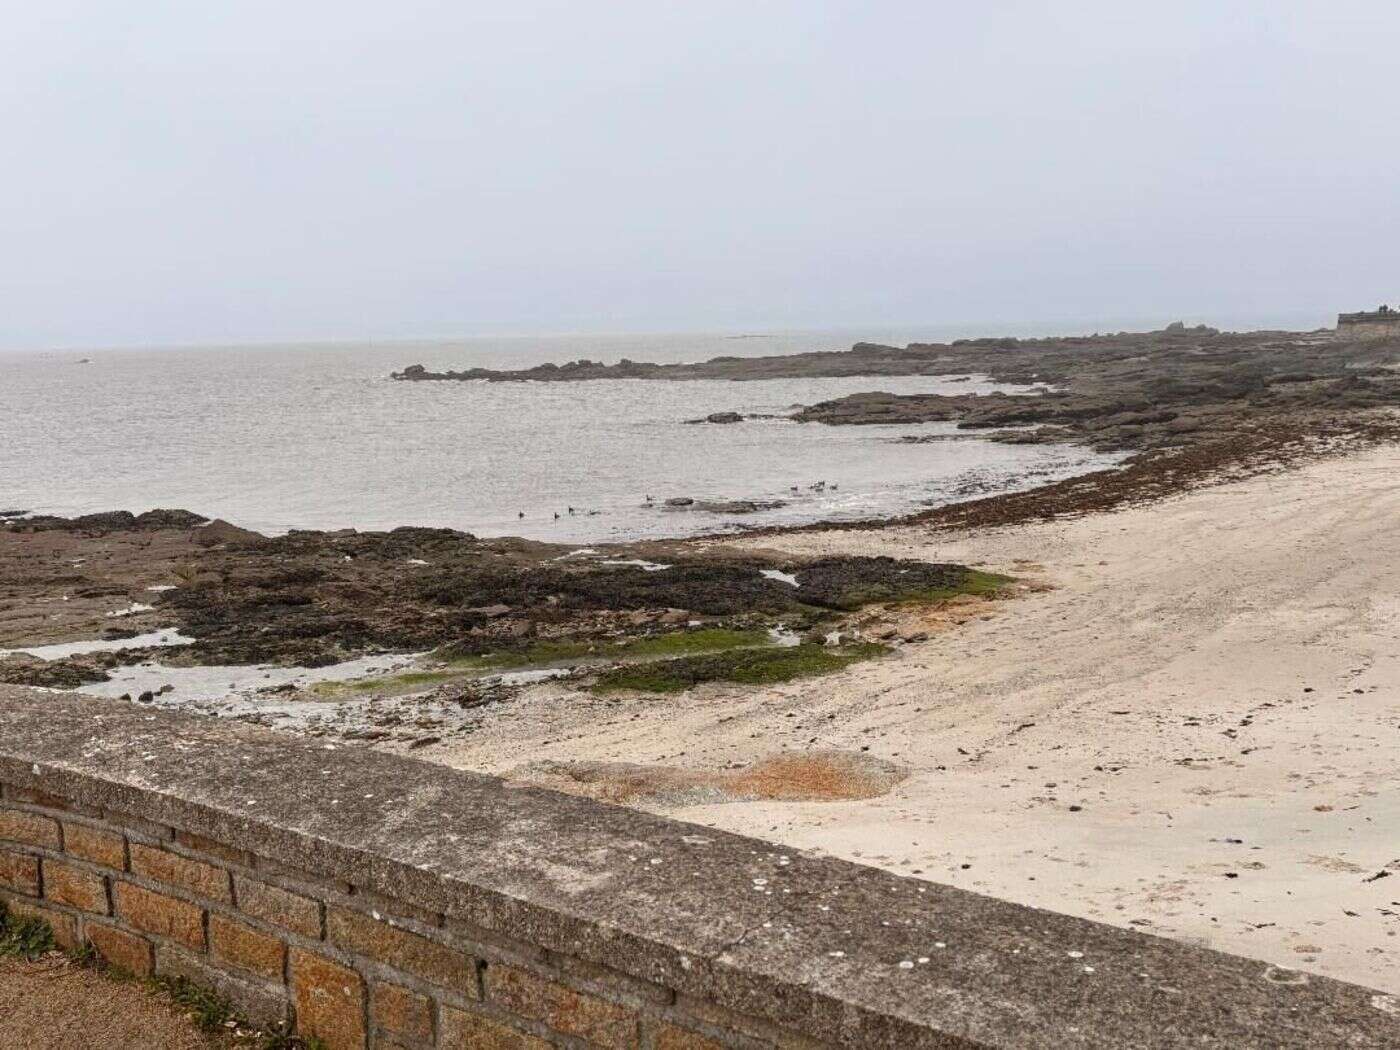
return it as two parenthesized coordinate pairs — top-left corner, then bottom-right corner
(553, 512), (560, 520)
(517, 511), (524, 519)
(568, 506), (575, 515)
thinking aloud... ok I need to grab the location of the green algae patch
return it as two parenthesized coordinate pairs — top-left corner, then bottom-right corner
(812, 566), (1013, 610)
(591, 641), (888, 695)
(617, 627), (772, 658)
(305, 564), (1007, 700)
(312, 667), (467, 697)
(318, 627), (779, 696)
(445, 626), (774, 670)
(447, 638), (595, 670)
(886, 568), (1013, 604)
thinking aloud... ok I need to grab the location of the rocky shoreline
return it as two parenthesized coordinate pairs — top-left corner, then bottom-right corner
(396, 323), (1400, 455)
(8, 323), (1400, 742)
(0, 509), (1011, 747)
(397, 322), (1400, 534)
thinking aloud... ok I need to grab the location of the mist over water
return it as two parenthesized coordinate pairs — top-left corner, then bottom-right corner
(2, 329), (1125, 541)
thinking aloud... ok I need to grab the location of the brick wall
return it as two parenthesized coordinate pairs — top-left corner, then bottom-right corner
(0, 781), (814, 1050)
(4, 687), (1397, 1050)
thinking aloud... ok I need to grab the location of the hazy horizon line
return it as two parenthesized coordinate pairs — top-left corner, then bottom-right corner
(0, 308), (1341, 358)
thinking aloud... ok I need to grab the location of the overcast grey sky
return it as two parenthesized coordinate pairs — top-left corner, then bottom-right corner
(3, 1), (1398, 349)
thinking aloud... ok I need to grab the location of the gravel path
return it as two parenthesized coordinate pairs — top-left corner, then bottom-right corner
(0, 955), (234, 1050)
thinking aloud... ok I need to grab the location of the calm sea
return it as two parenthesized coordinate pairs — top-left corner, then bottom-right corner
(1, 327), (1124, 542)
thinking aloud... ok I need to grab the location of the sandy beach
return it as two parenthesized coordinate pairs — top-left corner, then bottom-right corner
(14, 10), (1400, 1043)
(438, 441), (1400, 994)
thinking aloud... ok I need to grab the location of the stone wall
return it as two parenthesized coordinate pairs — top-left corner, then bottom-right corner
(1339, 319), (1400, 340)
(0, 779), (773, 1049)
(2, 686), (1397, 1049)
(1337, 310), (1400, 340)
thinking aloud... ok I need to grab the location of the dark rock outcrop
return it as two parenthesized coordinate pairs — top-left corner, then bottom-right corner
(388, 322), (1400, 455)
(17, 508), (207, 533)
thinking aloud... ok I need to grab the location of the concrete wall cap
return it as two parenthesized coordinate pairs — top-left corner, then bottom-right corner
(2, 686), (1396, 1049)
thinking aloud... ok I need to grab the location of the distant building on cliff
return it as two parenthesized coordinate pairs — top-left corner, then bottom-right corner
(1338, 304), (1400, 338)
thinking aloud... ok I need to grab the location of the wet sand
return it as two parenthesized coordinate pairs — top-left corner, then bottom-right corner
(438, 441), (1400, 994)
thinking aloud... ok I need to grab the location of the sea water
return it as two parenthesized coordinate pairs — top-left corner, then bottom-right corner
(0, 329), (1114, 542)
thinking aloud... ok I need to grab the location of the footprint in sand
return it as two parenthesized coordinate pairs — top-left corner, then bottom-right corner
(1303, 855), (1368, 874)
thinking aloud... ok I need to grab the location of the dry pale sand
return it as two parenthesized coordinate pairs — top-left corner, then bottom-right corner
(438, 444), (1400, 994)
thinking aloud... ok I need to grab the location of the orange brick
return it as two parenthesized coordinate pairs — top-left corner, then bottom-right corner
(439, 1007), (549, 1050)
(85, 922), (154, 976)
(0, 893), (78, 951)
(654, 1023), (728, 1050)
(0, 808), (60, 849)
(129, 843), (231, 902)
(327, 906), (476, 996)
(42, 859), (110, 914)
(0, 849), (39, 896)
(485, 963), (638, 1049)
(372, 982), (433, 1042)
(233, 874), (322, 938)
(290, 948), (366, 1050)
(209, 913), (286, 980)
(62, 823), (126, 870)
(114, 882), (205, 950)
